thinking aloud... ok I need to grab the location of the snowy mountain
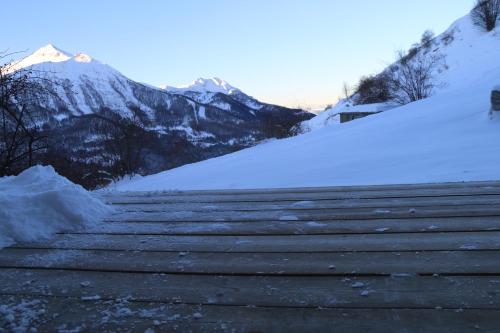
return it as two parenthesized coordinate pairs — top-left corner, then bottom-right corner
(10, 45), (312, 187)
(163, 77), (239, 95)
(163, 77), (269, 112)
(115, 12), (500, 191)
(11, 44), (152, 118)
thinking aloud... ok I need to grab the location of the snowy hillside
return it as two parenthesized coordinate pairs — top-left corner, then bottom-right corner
(116, 13), (500, 191)
(300, 13), (500, 133)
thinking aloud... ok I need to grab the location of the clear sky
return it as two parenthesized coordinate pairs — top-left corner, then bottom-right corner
(4, 0), (474, 109)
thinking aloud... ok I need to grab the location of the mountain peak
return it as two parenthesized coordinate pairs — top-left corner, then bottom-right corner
(30, 44), (72, 62)
(162, 77), (240, 95)
(73, 53), (93, 63)
(185, 77), (239, 94)
(11, 44), (72, 70)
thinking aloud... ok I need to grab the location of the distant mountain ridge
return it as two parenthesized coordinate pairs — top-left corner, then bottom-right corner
(162, 77), (270, 112)
(162, 77), (239, 95)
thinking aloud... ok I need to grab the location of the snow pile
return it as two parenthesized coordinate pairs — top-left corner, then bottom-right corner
(0, 165), (111, 248)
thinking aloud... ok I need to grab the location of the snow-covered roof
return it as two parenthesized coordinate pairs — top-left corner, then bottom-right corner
(339, 103), (397, 114)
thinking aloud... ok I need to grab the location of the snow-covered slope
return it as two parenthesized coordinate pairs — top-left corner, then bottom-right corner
(115, 13), (500, 191)
(301, 13), (500, 133)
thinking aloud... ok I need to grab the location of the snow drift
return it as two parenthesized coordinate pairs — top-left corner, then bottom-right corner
(0, 166), (111, 248)
(114, 14), (500, 191)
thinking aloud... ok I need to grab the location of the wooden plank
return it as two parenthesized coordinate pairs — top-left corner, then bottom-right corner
(2, 295), (499, 333)
(106, 205), (500, 222)
(110, 194), (500, 212)
(12, 231), (500, 252)
(2, 248), (500, 275)
(101, 180), (500, 196)
(2, 268), (500, 309)
(103, 187), (500, 204)
(76, 216), (500, 236)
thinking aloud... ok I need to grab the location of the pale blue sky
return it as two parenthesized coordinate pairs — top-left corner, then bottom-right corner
(5, 0), (473, 108)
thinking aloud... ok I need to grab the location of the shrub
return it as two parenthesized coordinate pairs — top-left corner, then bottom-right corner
(354, 74), (392, 105)
(471, 0), (500, 32)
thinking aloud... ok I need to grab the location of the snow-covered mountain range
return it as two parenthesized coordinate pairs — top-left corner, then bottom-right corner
(116, 11), (500, 191)
(10, 45), (312, 187)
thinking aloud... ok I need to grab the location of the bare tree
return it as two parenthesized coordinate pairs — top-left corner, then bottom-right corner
(0, 52), (48, 176)
(342, 82), (352, 100)
(389, 51), (445, 105)
(471, 0), (500, 32)
(88, 109), (149, 179)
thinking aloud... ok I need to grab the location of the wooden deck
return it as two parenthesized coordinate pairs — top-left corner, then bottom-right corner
(2, 181), (500, 332)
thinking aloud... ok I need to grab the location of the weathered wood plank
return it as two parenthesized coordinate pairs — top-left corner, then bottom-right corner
(102, 180), (500, 196)
(2, 268), (500, 309)
(2, 249), (500, 275)
(76, 216), (500, 236)
(103, 187), (500, 204)
(2, 295), (498, 333)
(106, 205), (500, 222)
(110, 194), (500, 212)
(12, 231), (500, 252)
